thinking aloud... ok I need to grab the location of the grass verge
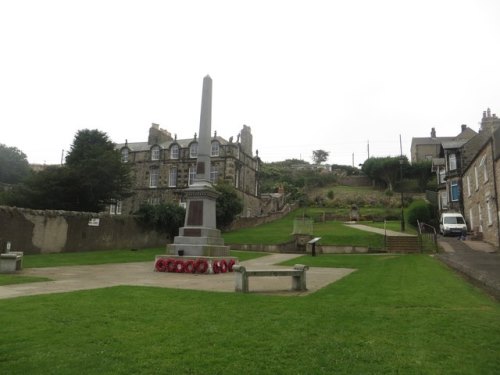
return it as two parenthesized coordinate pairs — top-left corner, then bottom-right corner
(22, 248), (267, 269)
(0, 274), (51, 286)
(0, 254), (498, 374)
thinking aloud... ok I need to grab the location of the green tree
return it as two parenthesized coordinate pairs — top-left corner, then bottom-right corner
(312, 149), (329, 165)
(63, 129), (132, 211)
(5, 129), (132, 212)
(362, 156), (408, 191)
(407, 160), (433, 192)
(215, 181), (243, 230)
(0, 144), (30, 184)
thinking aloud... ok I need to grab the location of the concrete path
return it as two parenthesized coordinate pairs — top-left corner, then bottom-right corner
(0, 253), (355, 300)
(344, 222), (416, 236)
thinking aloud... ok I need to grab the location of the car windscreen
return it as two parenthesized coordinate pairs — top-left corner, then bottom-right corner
(444, 216), (465, 224)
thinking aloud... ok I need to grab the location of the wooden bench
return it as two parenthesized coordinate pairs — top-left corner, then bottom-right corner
(233, 264), (309, 293)
(0, 252), (24, 273)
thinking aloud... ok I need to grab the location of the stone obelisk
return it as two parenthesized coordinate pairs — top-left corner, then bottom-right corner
(168, 75), (230, 256)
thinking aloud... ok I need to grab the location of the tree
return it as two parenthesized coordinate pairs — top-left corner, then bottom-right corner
(362, 156), (408, 191)
(0, 144), (30, 184)
(5, 129), (132, 212)
(312, 149), (329, 165)
(63, 129), (132, 211)
(215, 181), (243, 230)
(407, 161), (433, 192)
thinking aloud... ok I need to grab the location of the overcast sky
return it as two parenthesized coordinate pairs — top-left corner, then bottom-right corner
(1, 0), (499, 166)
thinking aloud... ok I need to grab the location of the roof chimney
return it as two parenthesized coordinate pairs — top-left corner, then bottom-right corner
(431, 128), (436, 138)
(461, 124), (467, 132)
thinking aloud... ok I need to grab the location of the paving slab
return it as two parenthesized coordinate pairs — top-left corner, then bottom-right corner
(0, 253), (355, 299)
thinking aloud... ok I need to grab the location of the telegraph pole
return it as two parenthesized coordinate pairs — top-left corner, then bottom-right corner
(399, 135), (405, 232)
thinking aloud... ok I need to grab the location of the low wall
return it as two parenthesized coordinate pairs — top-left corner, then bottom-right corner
(0, 206), (166, 254)
(228, 242), (375, 254)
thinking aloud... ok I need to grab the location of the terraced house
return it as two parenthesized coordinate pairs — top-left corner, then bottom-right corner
(461, 109), (500, 246)
(113, 123), (261, 216)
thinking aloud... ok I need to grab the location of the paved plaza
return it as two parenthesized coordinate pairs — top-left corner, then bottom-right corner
(0, 253), (355, 299)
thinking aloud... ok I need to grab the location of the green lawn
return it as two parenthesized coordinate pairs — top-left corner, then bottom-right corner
(0, 274), (51, 285)
(223, 212), (385, 249)
(22, 248), (267, 268)
(1, 254), (498, 374)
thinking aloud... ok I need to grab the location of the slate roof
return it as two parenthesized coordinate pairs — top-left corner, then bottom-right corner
(461, 127), (499, 171)
(115, 136), (229, 152)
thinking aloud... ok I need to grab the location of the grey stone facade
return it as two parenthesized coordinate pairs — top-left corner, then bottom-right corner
(461, 109), (500, 247)
(114, 123), (261, 216)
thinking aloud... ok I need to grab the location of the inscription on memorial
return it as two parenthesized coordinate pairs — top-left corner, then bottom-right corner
(187, 201), (203, 226)
(184, 228), (201, 237)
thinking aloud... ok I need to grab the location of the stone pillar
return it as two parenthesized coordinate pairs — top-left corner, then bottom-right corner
(168, 76), (229, 257)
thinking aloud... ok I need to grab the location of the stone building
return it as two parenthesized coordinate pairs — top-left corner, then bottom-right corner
(113, 123), (261, 216)
(411, 125), (476, 162)
(462, 109), (500, 246)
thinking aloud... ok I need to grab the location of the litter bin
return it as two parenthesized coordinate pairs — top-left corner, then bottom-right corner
(178, 250), (185, 256)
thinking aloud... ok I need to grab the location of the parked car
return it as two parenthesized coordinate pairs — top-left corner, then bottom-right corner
(439, 212), (467, 236)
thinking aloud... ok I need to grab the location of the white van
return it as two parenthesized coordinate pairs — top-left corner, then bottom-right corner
(439, 212), (467, 236)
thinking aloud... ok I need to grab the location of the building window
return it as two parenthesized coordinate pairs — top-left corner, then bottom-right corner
(150, 169), (159, 188)
(474, 166), (479, 190)
(467, 175), (471, 197)
(190, 143), (198, 158)
(109, 200), (122, 215)
(448, 153), (457, 170)
(148, 197), (160, 205)
(487, 199), (493, 225)
(478, 203), (483, 232)
(169, 167), (177, 187)
(121, 148), (129, 163)
(151, 146), (160, 161)
(211, 142), (220, 157)
(480, 156), (488, 183)
(450, 181), (459, 201)
(188, 166), (196, 185)
(439, 168), (445, 184)
(210, 165), (219, 184)
(469, 208), (474, 230)
(170, 144), (179, 159)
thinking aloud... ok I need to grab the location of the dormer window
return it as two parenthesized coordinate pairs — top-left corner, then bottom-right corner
(170, 144), (179, 159)
(151, 146), (160, 161)
(211, 141), (220, 157)
(121, 148), (129, 163)
(190, 143), (198, 158)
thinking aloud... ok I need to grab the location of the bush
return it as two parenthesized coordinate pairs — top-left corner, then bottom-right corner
(135, 203), (185, 240)
(406, 199), (432, 227)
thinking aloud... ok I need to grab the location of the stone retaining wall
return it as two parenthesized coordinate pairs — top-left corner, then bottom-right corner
(0, 206), (166, 254)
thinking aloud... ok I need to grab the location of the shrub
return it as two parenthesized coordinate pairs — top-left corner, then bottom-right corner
(406, 199), (432, 227)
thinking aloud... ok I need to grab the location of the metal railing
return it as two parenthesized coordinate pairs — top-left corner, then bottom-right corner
(417, 220), (438, 252)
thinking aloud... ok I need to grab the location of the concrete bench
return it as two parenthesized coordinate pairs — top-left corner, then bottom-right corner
(0, 252), (24, 273)
(233, 264), (309, 293)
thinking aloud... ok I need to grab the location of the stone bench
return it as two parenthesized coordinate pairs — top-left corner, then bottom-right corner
(0, 252), (24, 273)
(233, 264), (309, 293)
